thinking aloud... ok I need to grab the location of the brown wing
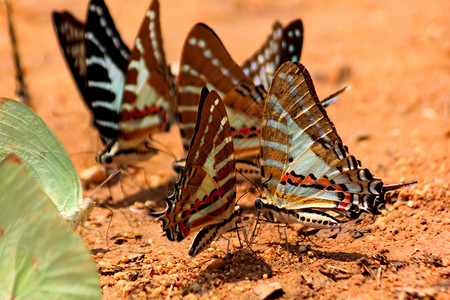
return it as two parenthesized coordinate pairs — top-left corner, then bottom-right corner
(177, 23), (264, 160)
(119, 0), (175, 150)
(157, 88), (237, 243)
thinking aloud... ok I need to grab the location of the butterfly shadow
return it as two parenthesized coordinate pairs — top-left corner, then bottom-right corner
(183, 249), (273, 294)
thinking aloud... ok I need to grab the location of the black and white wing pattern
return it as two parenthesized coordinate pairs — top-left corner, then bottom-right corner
(84, 0), (130, 143)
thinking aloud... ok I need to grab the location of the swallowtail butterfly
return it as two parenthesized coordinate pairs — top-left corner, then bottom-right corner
(256, 62), (417, 228)
(174, 22), (343, 180)
(150, 88), (241, 257)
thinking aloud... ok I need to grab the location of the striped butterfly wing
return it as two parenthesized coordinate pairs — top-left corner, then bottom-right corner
(178, 23), (264, 161)
(52, 12), (88, 104)
(118, 0), (175, 150)
(260, 62), (389, 227)
(85, 0), (130, 142)
(242, 20), (303, 92)
(154, 88), (240, 257)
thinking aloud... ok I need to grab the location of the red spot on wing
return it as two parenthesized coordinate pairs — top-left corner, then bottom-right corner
(178, 188), (224, 237)
(231, 127), (261, 137)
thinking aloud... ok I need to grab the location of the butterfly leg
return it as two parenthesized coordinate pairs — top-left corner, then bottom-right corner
(250, 211), (263, 243)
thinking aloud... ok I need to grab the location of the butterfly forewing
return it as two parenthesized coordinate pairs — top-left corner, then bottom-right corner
(280, 20), (303, 65)
(85, 0), (130, 142)
(119, 0), (175, 150)
(242, 21), (283, 89)
(262, 62), (384, 217)
(157, 89), (237, 248)
(242, 19), (304, 92)
(52, 12), (87, 102)
(178, 23), (264, 161)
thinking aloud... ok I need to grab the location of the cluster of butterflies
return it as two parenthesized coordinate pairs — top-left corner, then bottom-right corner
(0, 0), (416, 298)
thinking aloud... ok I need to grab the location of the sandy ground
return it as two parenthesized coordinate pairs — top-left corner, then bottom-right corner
(0, 0), (449, 299)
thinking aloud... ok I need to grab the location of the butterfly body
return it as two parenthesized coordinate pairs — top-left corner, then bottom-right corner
(151, 88), (240, 257)
(257, 62), (416, 228)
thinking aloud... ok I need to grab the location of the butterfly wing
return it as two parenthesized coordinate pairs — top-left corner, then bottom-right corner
(84, 0), (130, 142)
(52, 12), (88, 104)
(155, 89), (239, 256)
(261, 62), (385, 220)
(0, 98), (91, 229)
(242, 21), (283, 90)
(119, 0), (175, 150)
(0, 154), (100, 299)
(242, 20), (303, 92)
(178, 23), (264, 162)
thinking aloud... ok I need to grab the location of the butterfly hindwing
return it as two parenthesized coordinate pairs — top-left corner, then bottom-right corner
(84, 0), (130, 142)
(154, 88), (240, 257)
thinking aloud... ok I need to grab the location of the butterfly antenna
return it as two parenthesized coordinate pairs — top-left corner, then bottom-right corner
(235, 173), (272, 205)
(5, 0), (30, 106)
(89, 169), (121, 198)
(148, 137), (178, 162)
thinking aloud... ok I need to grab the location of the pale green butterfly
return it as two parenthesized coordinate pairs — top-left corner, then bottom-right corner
(0, 98), (93, 229)
(0, 154), (101, 299)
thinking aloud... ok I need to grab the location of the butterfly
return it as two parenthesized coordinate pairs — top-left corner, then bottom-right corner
(174, 22), (344, 180)
(176, 22), (265, 180)
(242, 19), (304, 92)
(54, 0), (175, 169)
(0, 154), (101, 299)
(0, 98), (93, 230)
(256, 62), (417, 228)
(150, 88), (241, 257)
(89, 0), (175, 168)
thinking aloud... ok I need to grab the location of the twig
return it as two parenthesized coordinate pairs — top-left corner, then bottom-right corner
(5, 0), (30, 106)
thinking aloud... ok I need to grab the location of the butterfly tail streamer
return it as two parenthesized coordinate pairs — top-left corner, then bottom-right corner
(382, 180), (418, 192)
(320, 86), (351, 108)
